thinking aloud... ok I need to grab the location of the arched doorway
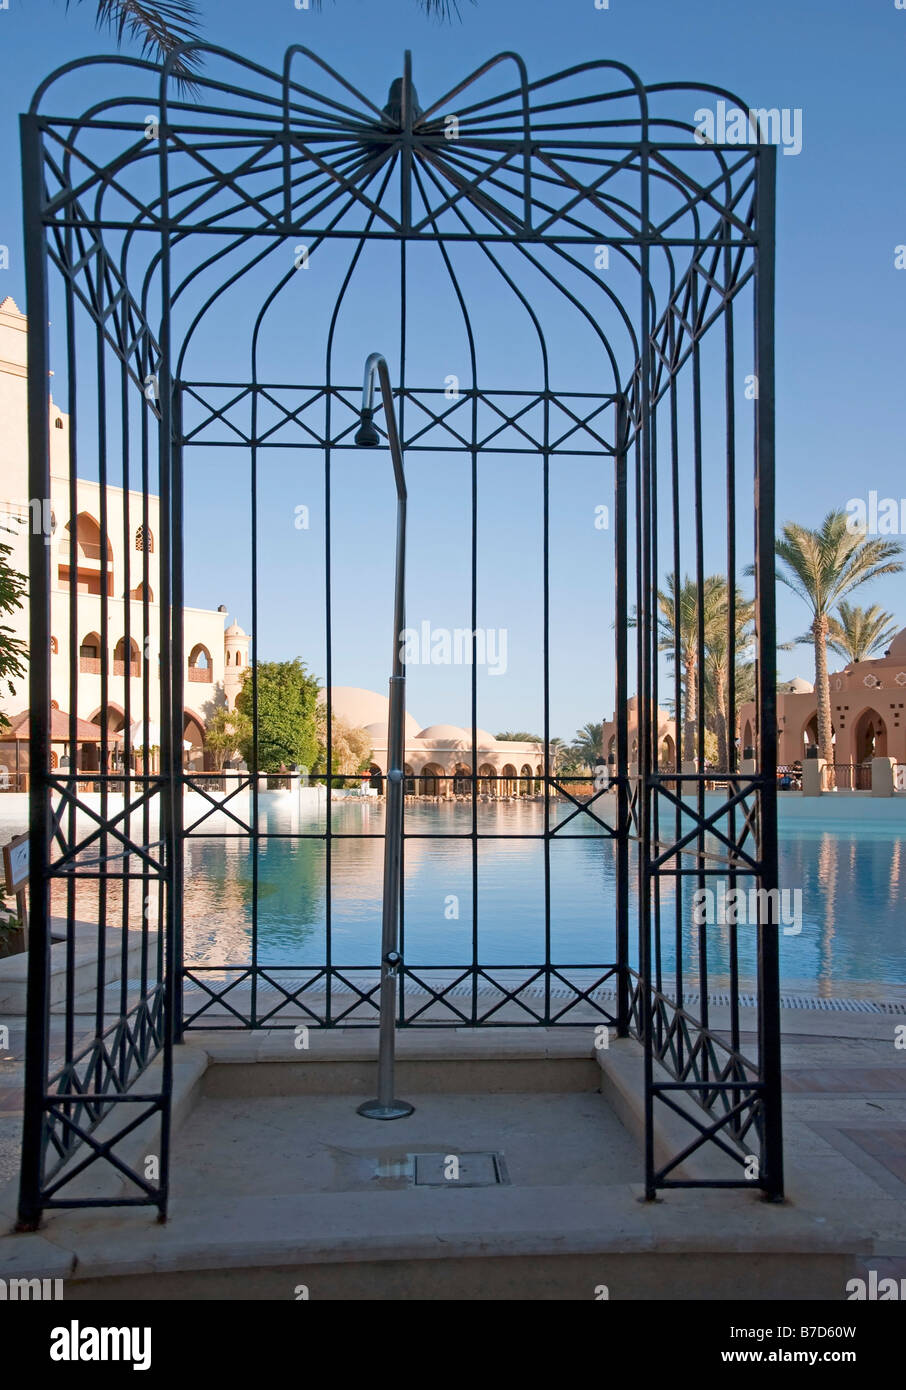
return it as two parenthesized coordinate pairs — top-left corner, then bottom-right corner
(854, 707), (887, 763)
(419, 763), (444, 797)
(452, 763), (471, 795)
(500, 764), (517, 796)
(183, 711), (206, 770)
(367, 763), (384, 794)
(477, 762), (496, 795)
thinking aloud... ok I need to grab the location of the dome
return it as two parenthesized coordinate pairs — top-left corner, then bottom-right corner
(779, 676), (813, 694)
(886, 626), (906, 663)
(320, 687), (422, 741)
(415, 723), (469, 747)
(473, 728), (498, 748)
(224, 621), (247, 638)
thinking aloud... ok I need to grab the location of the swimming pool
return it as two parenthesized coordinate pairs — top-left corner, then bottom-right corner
(180, 798), (906, 998)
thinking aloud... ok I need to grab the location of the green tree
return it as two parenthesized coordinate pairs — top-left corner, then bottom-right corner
(570, 722), (604, 771)
(234, 659), (320, 773)
(652, 573), (727, 764)
(314, 709), (372, 777)
(204, 705), (252, 771)
(700, 584), (755, 770)
(823, 601), (898, 666)
(495, 731), (543, 743)
(0, 529), (27, 731)
(774, 511), (904, 763)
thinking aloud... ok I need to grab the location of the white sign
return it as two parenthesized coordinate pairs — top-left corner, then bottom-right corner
(3, 834), (28, 892)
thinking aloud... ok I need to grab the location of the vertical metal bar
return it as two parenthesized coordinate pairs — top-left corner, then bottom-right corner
(17, 114), (51, 1231)
(155, 101), (175, 1218)
(638, 131), (656, 1200)
(357, 356), (412, 1120)
(724, 228), (741, 1066)
(170, 387), (185, 1040)
(668, 317), (684, 1076)
(614, 396), (629, 1037)
(691, 271), (709, 1059)
(754, 146), (783, 1201)
(250, 385), (259, 1029)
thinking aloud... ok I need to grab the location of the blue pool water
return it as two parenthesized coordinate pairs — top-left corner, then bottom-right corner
(181, 799), (906, 996)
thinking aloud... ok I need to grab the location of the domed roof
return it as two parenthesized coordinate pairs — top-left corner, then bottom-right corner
(319, 687), (422, 741)
(415, 723), (469, 746)
(779, 676), (813, 694)
(224, 621), (247, 638)
(886, 626), (906, 663)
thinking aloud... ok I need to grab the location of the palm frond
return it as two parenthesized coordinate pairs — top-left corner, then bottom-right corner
(308, 0), (469, 17)
(69, 1), (204, 83)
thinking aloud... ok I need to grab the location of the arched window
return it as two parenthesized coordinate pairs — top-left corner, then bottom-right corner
(235, 652), (242, 667)
(79, 631), (103, 673)
(54, 417), (64, 429)
(135, 524), (154, 553)
(59, 514), (113, 595)
(50, 636), (58, 654)
(188, 643), (213, 682)
(113, 637), (141, 677)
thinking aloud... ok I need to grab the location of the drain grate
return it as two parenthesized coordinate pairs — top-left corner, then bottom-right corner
(413, 1151), (509, 1187)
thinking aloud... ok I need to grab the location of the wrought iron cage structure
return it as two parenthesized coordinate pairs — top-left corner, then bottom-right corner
(18, 45), (781, 1226)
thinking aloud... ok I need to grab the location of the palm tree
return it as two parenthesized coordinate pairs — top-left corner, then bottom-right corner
(571, 722), (604, 771)
(775, 511), (904, 762)
(701, 585), (755, 770)
(495, 731), (543, 743)
(71, 2), (463, 85)
(547, 736), (572, 775)
(824, 602), (898, 666)
(653, 573), (729, 765)
(69, 2), (204, 81)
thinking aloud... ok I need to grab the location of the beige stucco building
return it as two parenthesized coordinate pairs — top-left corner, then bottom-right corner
(600, 695), (677, 771)
(324, 687), (545, 795)
(739, 632), (906, 769)
(0, 296), (250, 779)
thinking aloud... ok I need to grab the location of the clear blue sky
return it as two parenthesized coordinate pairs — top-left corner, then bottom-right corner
(2, 0), (905, 739)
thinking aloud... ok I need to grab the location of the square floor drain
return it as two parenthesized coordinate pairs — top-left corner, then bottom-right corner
(412, 1151), (509, 1187)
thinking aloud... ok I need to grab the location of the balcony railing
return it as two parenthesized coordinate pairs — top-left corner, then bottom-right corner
(825, 762), (872, 791)
(79, 656), (102, 673)
(188, 666), (212, 682)
(113, 659), (141, 677)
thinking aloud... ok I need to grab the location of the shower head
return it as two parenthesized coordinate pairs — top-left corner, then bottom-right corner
(354, 408), (381, 448)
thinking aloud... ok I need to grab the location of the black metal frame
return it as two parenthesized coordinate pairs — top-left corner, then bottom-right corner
(18, 44), (782, 1225)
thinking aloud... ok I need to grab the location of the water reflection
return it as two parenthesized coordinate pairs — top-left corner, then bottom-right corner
(176, 799), (905, 993)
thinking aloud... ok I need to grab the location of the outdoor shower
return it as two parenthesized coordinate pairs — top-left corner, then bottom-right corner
(16, 43), (783, 1223)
